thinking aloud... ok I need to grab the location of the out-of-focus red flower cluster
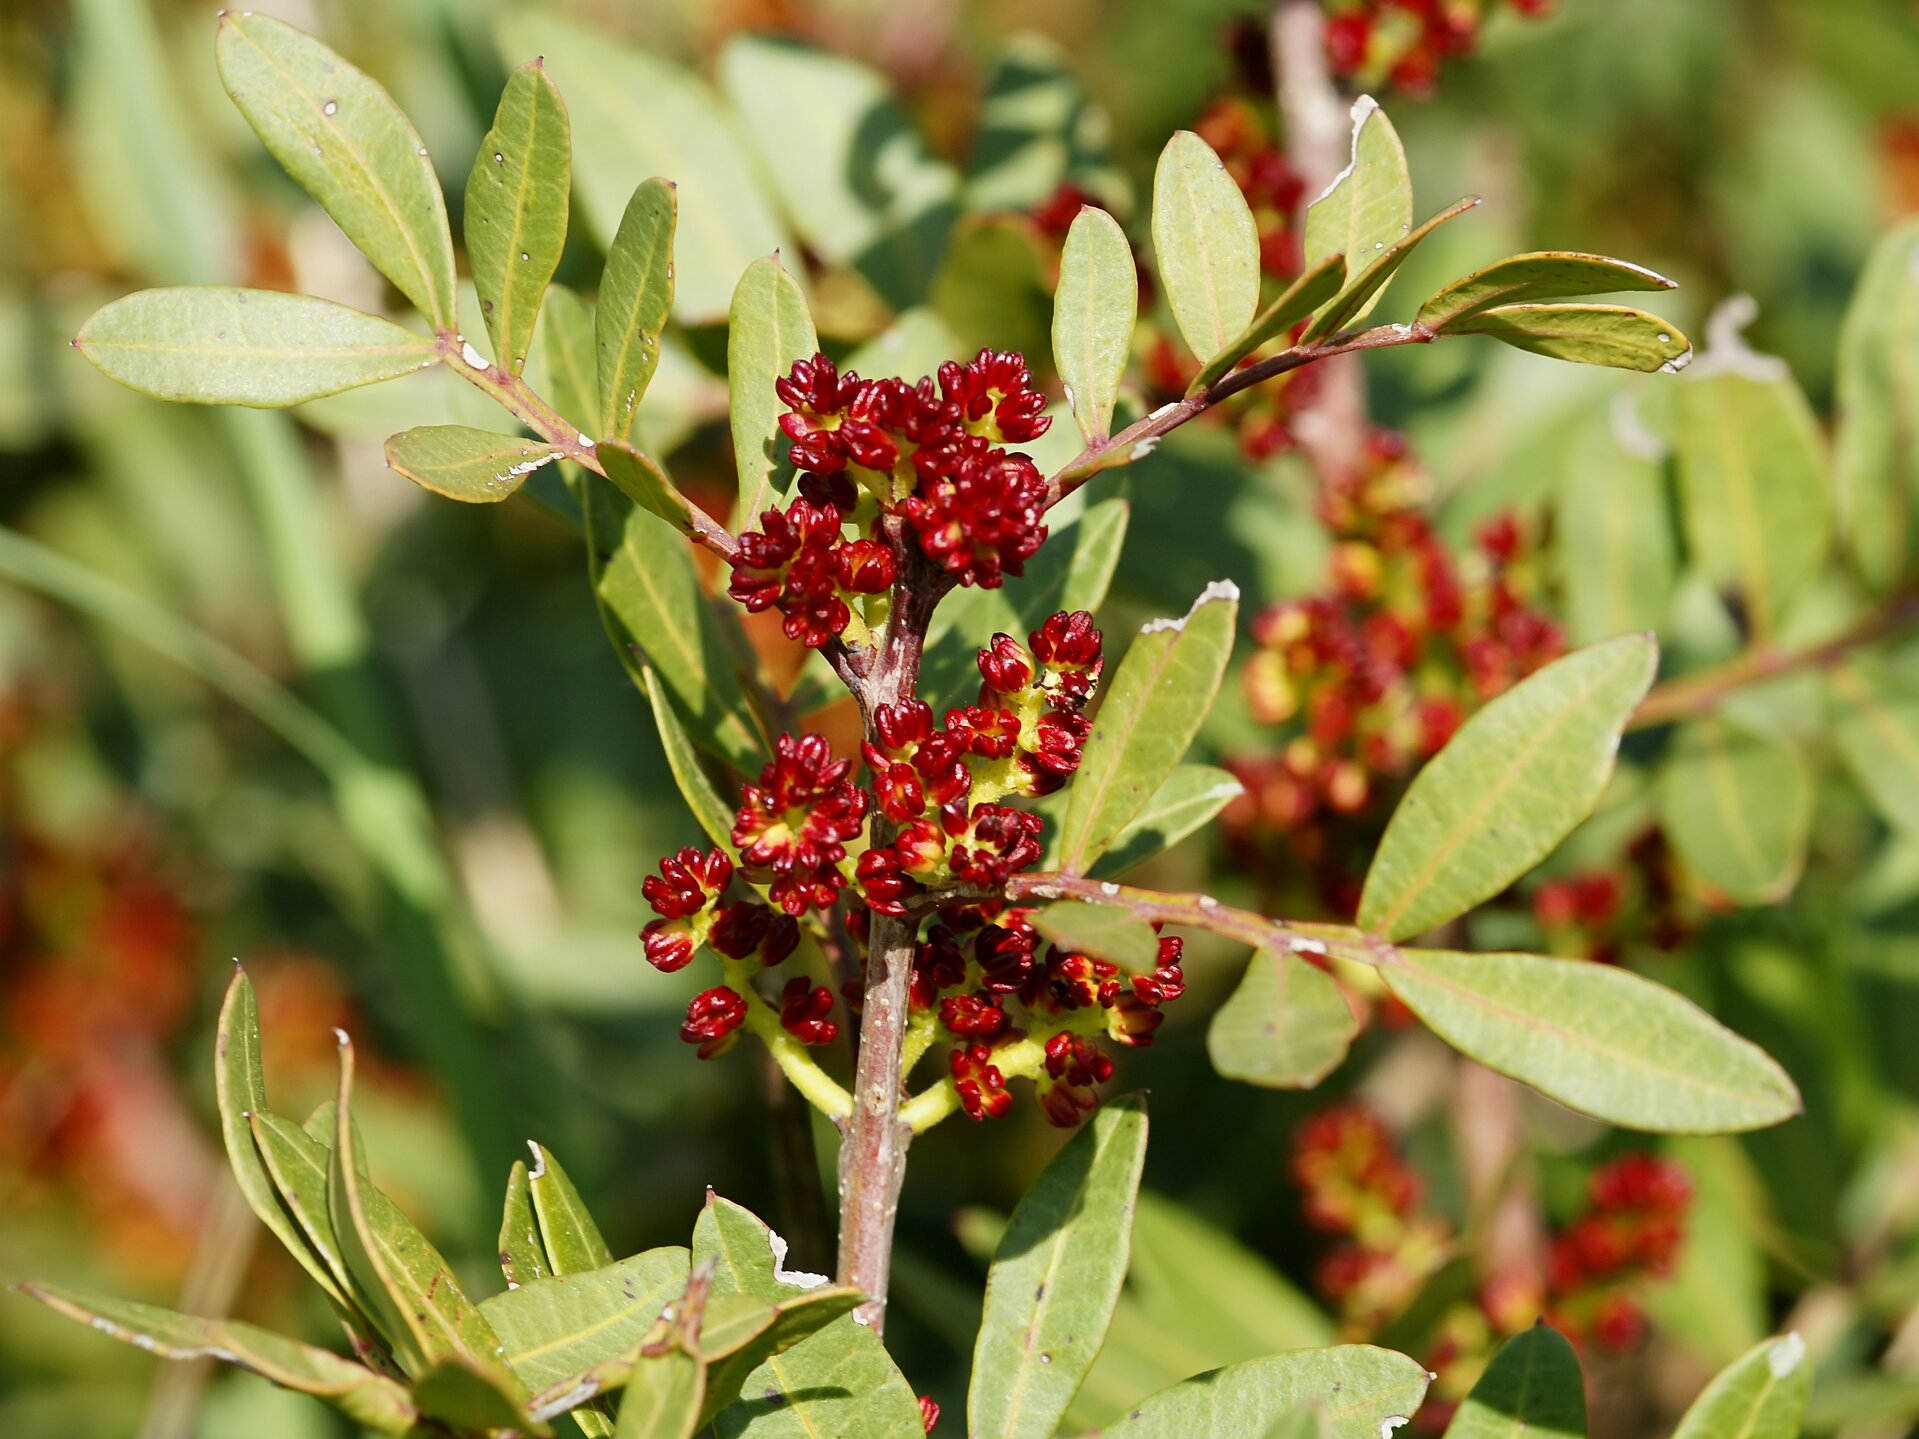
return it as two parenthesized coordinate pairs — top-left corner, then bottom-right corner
(1324, 0), (1553, 97)
(1531, 830), (1697, 964)
(1538, 1152), (1692, 1350)
(1222, 430), (1564, 916)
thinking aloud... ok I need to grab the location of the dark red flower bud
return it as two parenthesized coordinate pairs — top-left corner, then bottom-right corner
(681, 986), (748, 1059)
(855, 845), (917, 916)
(733, 734), (868, 915)
(952, 1042), (1013, 1120)
(919, 1395), (941, 1434)
(836, 538), (897, 594)
(641, 919), (697, 973)
(1029, 610), (1104, 709)
(977, 633), (1036, 698)
(779, 976), (839, 1046)
(940, 992), (1007, 1039)
(642, 846), (733, 920)
(708, 901), (770, 959)
(912, 926), (968, 1009)
(938, 348), (1053, 445)
(946, 705), (1021, 760)
(1038, 1032), (1113, 1126)
(901, 447), (1048, 589)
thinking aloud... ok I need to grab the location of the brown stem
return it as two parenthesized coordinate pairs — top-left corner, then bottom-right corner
(1630, 590), (1919, 730)
(1001, 871), (1377, 960)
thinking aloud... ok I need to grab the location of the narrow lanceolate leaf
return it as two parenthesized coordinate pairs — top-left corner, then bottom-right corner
(1189, 254), (1345, 395)
(1090, 764), (1244, 879)
(214, 971), (351, 1307)
(1675, 367), (1832, 644)
(643, 668), (738, 852)
(1670, 1335), (1811, 1439)
(1032, 902), (1161, 973)
(527, 1142), (615, 1275)
(1054, 206), (1137, 443)
(597, 440), (699, 536)
(466, 61), (570, 375)
(1304, 96), (1412, 325)
(216, 12), (457, 330)
(1058, 581), (1239, 875)
(500, 1160), (548, 1289)
(1833, 667), (1919, 839)
(971, 1096), (1148, 1439)
(75, 289), (436, 407)
(598, 178), (677, 444)
(728, 256), (818, 529)
(479, 1248), (690, 1393)
(1358, 634), (1658, 942)
(1420, 252), (1677, 330)
(18, 1284), (418, 1437)
(1443, 304), (1692, 373)
(1835, 218), (1919, 592)
(1152, 131), (1261, 362)
(251, 1113), (372, 1315)
(1445, 1324), (1586, 1439)
(1555, 416), (1678, 645)
(327, 1037), (520, 1387)
(1656, 721), (1813, 905)
(300, 1100), (368, 1176)
(414, 1356), (551, 1437)
(617, 1346), (705, 1439)
(1208, 948), (1355, 1089)
(1381, 949), (1802, 1133)
(384, 425), (560, 502)
(1302, 197), (1478, 344)
(1096, 1345), (1430, 1439)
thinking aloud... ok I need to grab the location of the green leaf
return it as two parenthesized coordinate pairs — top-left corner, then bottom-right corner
(1420, 252), (1677, 329)
(642, 666), (739, 851)
(1358, 634), (1658, 941)
(1833, 666), (1919, 840)
(1554, 415), (1678, 645)
(480, 1248), (690, 1394)
(718, 36), (959, 312)
(527, 1142), (615, 1275)
(1835, 218), (1919, 592)
(617, 1346), (705, 1439)
(1152, 131), (1261, 362)
(1444, 1325), (1585, 1439)
(527, 283), (599, 435)
(1304, 97), (1412, 327)
(414, 1355), (550, 1437)
(217, 13), (457, 330)
(1092, 1345), (1430, 1439)
(694, 1196), (924, 1438)
(1443, 303), (1692, 372)
(500, 1160), (548, 1289)
(74, 288), (437, 407)
(1656, 720), (1813, 904)
(590, 500), (768, 773)
(383, 425), (561, 503)
(1190, 254), (1345, 395)
(1054, 206), (1137, 443)
(214, 970), (349, 1307)
(965, 35), (1127, 215)
(971, 1096), (1148, 1439)
(598, 440), (699, 537)
(250, 1112), (374, 1317)
(1670, 1335), (1811, 1439)
(466, 61), (570, 376)
(18, 1283), (418, 1437)
(1380, 948), (1801, 1133)
(1129, 1192), (1334, 1356)
(1208, 949), (1355, 1089)
(326, 1037), (519, 1385)
(299, 1100), (368, 1175)
(1032, 901), (1161, 973)
(1058, 580), (1240, 875)
(1090, 764), (1244, 879)
(936, 215), (1056, 370)
(1302, 197), (1478, 344)
(497, 14), (788, 325)
(1675, 366), (1832, 643)
(728, 255), (818, 530)
(597, 178), (677, 444)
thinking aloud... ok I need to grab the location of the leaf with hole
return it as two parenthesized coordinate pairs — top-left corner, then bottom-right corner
(1303, 97), (1411, 328)
(1380, 948), (1801, 1133)
(1358, 634), (1657, 942)
(217, 13), (456, 329)
(466, 61), (570, 375)
(75, 288), (436, 407)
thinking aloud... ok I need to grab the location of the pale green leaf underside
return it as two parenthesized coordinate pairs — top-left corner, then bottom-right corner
(1554, 417), (1677, 645)
(1152, 130), (1260, 362)
(1090, 763), (1244, 879)
(617, 1347), (705, 1439)
(1420, 251), (1676, 329)
(1446, 303), (1692, 373)
(1207, 948), (1354, 1090)
(1381, 948), (1801, 1133)
(384, 424), (560, 502)
(467, 61), (570, 376)
(1656, 720), (1813, 904)
(1358, 633), (1657, 941)
(75, 288), (436, 407)
(728, 255), (818, 529)
(481, 1248), (690, 1393)
(598, 441), (698, 536)
(1834, 218), (1919, 591)
(971, 1097), (1147, 1439)
(1190, 253), (1345, 395)
(598, 178), (677, 445)
(1055, 206), (1137, 442)
(217, 13), (457, 330)
(1303, 97), (1412, 327)
(1087, 1345), (1429, 1439)
(1833, 669), (1919, 840)
(1669, 1335), (1810, 1439)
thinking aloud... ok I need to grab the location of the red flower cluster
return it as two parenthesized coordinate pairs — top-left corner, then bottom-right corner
(728, 349), (1054, 649)
(1324, 0), (1552, 97)
(1542, 1152), (1691, 1350)
(733, 734), (869, 917)
(1223, 430), (1564, 914)
(1530, 829), (1696, 964)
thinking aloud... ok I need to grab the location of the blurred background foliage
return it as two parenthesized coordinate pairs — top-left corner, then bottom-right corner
(6, 1), (1919, 1436)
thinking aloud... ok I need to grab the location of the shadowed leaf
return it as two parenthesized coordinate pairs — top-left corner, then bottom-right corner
(1208, 949), (1355, 1089)
(384, 425), (560, 502)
